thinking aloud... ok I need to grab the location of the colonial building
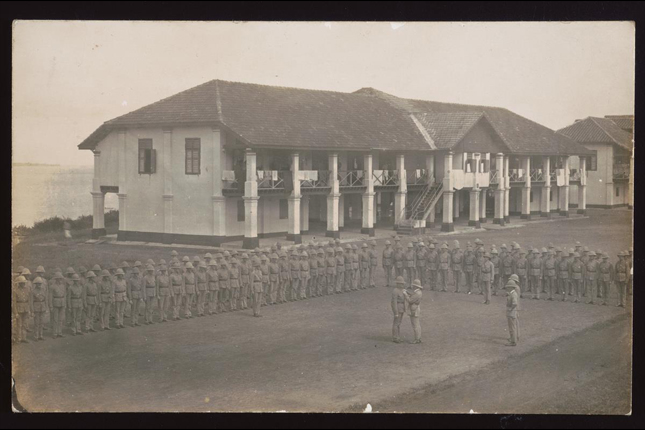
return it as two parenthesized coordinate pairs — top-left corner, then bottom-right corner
(78, 80), (590, 248)
(557, 115), (634, 209)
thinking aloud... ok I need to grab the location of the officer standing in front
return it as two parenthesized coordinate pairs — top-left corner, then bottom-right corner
(403, 279), (423, 344)
(391, 276), (407, 343)
(504, 278), (520, 347)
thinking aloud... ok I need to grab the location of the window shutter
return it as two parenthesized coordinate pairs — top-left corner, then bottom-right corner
(151, 149), (157, 174)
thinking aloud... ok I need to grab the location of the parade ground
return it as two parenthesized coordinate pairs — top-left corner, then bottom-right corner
(11, 208), (633, 413)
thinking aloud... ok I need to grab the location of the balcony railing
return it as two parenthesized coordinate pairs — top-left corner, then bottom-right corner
(613, 164), (630, 180)
(490, 170), (499, 184)
(406, 169), (428, 185)
(222, 170), (240, 190)
(509, 169), (525, 182)
(530, 168), (544, 182)
(550, 170), (556, 182)
(373, 170), (399, 186)
(300, 170), (331, 188)
(338, 170), (365, 187)
(257, 170), (286, 189)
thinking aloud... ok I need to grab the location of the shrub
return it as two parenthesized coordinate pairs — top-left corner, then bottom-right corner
(16, 210), (120, 235)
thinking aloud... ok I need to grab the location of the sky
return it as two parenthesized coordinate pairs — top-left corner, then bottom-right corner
(12, 21), (635, 166)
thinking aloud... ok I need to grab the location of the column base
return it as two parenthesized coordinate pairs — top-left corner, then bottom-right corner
(577, 209), (586, 215)
(559, 211), (569, 217)
(540, 212), (552, 218)
(480, 218), (487, 224)
(504, 216), (510, 223)
(361, 227), (376, 237)
(427, 222), (435, 229)
(286, 233), (302, 244)
(493, 218), (506, 226)
(92, 228), (107, 239)
(441, 223), (454, 232)
(243, 237), (260, 249)
(325, 230), (341, 239)
(468, 220), (481, 228)
(521, 214), (532, 220)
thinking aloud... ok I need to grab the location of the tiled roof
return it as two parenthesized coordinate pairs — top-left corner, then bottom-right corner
(557, 117), (633, 151)
(355, 88), (590, 156)
(412, 112), (488, 150)
(79, 80), (430, 151)
(604, 115), (634, 133)
(79, 80), (590, 156)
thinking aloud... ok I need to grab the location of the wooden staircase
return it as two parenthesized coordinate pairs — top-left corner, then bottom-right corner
(395, 182), (444, 235)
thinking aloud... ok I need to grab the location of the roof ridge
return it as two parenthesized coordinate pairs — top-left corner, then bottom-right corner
(589, 117), (625, 147)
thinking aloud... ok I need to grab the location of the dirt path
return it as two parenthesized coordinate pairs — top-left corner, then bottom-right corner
(369, 315), (632, 414)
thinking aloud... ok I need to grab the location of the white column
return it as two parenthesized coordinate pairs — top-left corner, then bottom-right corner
(577, 156), (587, 215)
(212, 128), (226, 240)
(362, 153), (375, 236)
(560, 156), (570, 216)
(288, 152), (302, 243)
(442, 151), (454, 232)
(338, 194), (345, 229)
(469, 188), (480, 228)
(117, 130), (127, 237)
(480, 188), (487, 223)
(243, 150), (259, 249)
(326, 152), (340, 238)
(91, 150), (105, 239)
(541, 156), (551, 218)
(453, 190), (461, 221)
(426, 154), (435, 184)
(394, 154), (407, 225)
(301, 196), (310, 233)
(504, 155), (510, 223)
(494, 153), (505, 225)
(521, 156), (531, 220)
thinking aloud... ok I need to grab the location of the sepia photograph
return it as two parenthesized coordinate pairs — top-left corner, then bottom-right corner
(11, 19), (634, 415)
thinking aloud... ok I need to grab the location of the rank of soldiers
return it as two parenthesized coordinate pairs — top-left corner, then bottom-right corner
(11, 239), (381, 343)
(381, 237), (632, 308)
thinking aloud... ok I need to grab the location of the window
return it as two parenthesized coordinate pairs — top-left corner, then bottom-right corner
(616, 187), (620, 197)
(279, 199), (288, 219)
(237, 199), (245, 222)
(185, 138), (201, 175)
(583, 151), (597, 171)
(138, 139), (156, 174)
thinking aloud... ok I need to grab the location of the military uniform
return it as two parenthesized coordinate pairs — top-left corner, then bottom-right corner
(475, 250), (486, 295)
(491, 249), (501, 295)
(615, 253), (629, 307)
(529, 250), (543, 299)
(403, 244), (416, 289)
(317, 249), (327, 296)
(394, 245), (404, 279)
(206, 262), (220, 314)
(383, 242), (394, 287)
(13, 278), (32, 342)
(31, 278), (48, 340)
(183, 265), (196, 318)
(195, 264), (209, 315)
(279, 252), (291, 302)
(463, 248), (476, 293)
(480, 254), (494, 304)
(391, 277), (407, 343)
(157, 267), (171, 321)
(289, 253), (301, 301)
(239, 256), (250, 310)
(416, 244), (427, 289)
(143, 267), (158, 323)
(369, 242), (378, 288)
(426, 245), (438, 291)
(584, 253), (599, 304)
(598, 255), (613, 306)
(351, 246), (360, 291)
(505, 282), (520, 346)
(217, 259), (230, 312)
(361, 244), (371, 289)
(170, 265), (185, 319)
(404, 279), (423, 344)
(299, 253), (310, 299)
(251, 261), (263, 317)
(49, 275), (67, 337)
(501, 251), (515, 288)
(439, 246), (451, 292)
(84, 272), (99, 331)
(98, 272), (114, 330)
(451, 245), (464, 293)
(335, 249), (345, 294)
(543, 252), (557, 300)
(343, 245), (353, 292)
(113, 272), (129, 328)
(308, 248), (318, 298)
(570, 256), (586, 303)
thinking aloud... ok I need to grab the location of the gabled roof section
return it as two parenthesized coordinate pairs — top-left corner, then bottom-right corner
(354, 88), (590, 156)
(605, 115), (634, 133)
(412, 111), (487, 150)
(557, 117), (633, 152)
(79, 80), (431, 151)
